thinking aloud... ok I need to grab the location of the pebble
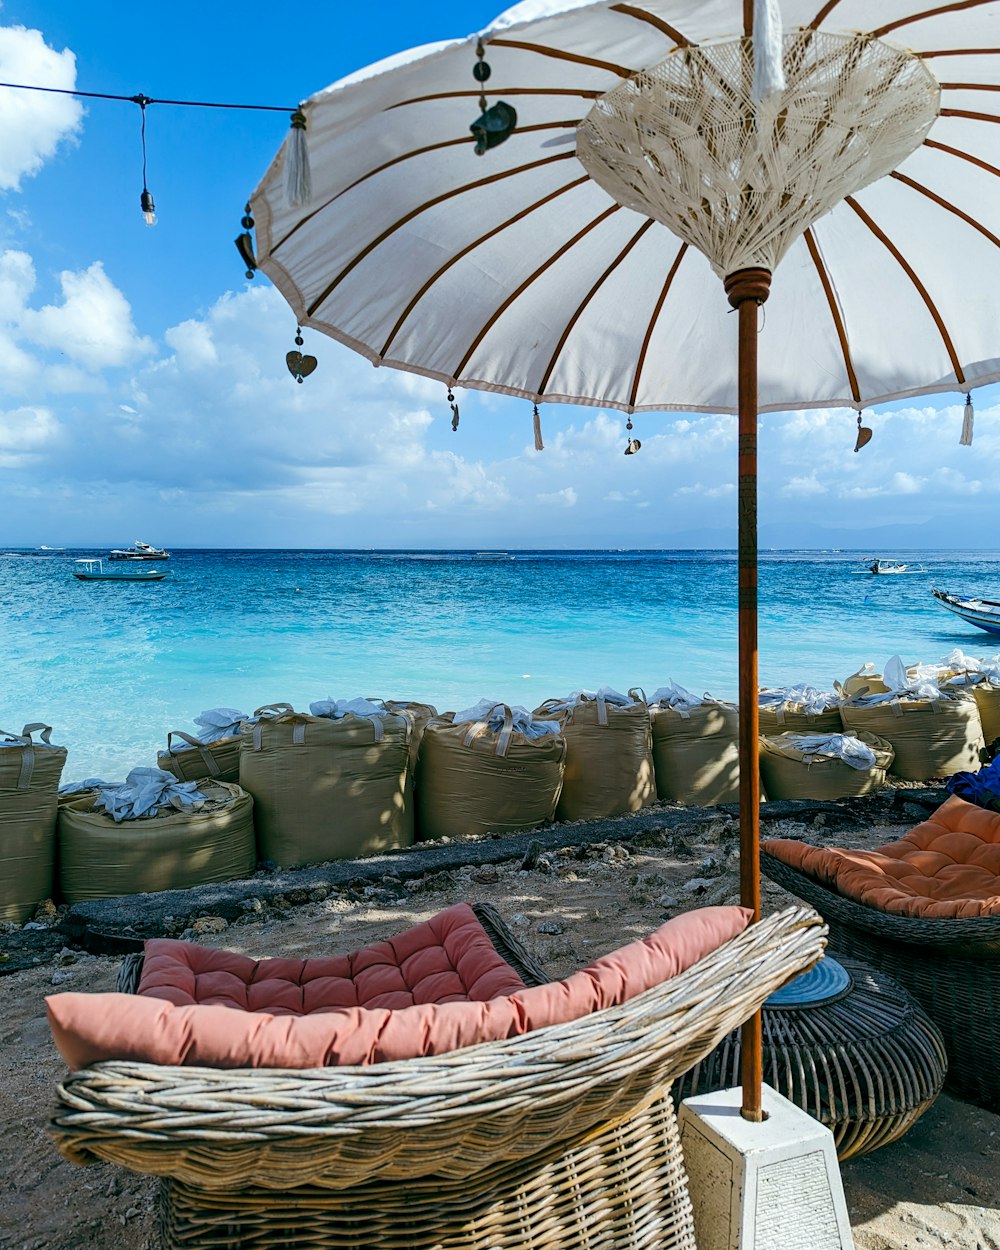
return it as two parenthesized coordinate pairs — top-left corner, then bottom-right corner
(682, 877), (716, 894)
(509, 913), (530, 929)
(537, 920), (564, 935)
(658, 894), (680, 908)
(239, 897), (264, 913)
(192, 916), (228, 934)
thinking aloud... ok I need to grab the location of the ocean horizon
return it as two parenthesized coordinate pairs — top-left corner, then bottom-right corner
(5, 545), (1000, 783)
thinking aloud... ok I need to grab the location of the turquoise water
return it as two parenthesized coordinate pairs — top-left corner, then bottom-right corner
(4, 547), (1000, 783)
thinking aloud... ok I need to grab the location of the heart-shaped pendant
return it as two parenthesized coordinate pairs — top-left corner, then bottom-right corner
(286, 351), (318, 383)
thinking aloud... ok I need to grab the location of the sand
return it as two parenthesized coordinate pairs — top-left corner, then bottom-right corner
(2, 807), (999, 1250)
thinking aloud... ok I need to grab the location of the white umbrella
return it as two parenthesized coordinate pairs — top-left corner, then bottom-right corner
(244, 0), (1000, 1118)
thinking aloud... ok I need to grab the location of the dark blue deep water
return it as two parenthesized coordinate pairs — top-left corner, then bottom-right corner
(4, 547), (999, 781)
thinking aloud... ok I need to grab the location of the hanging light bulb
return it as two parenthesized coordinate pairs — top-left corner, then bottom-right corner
(140, 187), (157, 227)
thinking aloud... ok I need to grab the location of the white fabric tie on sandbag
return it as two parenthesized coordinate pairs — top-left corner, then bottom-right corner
(190, 708), (249, 744)
(93, 767), (209, 822)
(59, 778), (124, 794)
(453, 699), (561, 739)
(850, 655), (944, 705)
(788, 734), (878, 770)
(649, 681), (711, 719)
(540, 686), (643, 725)
(309, 695), (398, 741)
(759, 684), (838, 714)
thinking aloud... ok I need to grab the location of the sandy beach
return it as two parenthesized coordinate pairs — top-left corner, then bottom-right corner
(2, 799), (999, 1250)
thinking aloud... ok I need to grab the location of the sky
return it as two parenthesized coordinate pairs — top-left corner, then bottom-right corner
(2, 0), (999, 551)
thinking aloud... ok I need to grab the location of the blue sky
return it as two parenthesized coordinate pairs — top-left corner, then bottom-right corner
(2, 0), (999, 551)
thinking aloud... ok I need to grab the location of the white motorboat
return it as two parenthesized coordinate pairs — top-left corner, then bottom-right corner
(108, 539), (169, 560)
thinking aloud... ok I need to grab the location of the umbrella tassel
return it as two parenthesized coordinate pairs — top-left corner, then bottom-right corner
(752, 0), (786, 103)
(960, 392), (974, 446)
(448, 388), (460, 432)
(285, 109), (312, 208)
(533, 404), (544, 451)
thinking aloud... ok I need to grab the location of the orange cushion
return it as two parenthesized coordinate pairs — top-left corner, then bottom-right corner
(138, 903), (525, 1013)
(764, 794), (1000, 919)
(46, 904), (752, 1070)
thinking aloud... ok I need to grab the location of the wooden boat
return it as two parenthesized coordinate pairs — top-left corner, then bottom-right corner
(73, 558), (168, 582)
(931, 588), (1000, 634)
(108, 539), (169, 560)
(851, 559), (928, 575)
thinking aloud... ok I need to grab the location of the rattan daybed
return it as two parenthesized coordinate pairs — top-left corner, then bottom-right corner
(50, 903), (824, 1250)
(762, 847), (1000, 1112)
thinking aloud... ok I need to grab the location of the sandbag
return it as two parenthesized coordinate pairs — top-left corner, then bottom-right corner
(380, 699), (438, 775)
(534, 688), (654, 822)
(416, 703), (565, 840)
(835, 663), (889, 699)
(840, 691), (985, 781)
(649, 694), (740, 806)
(57, 780), (255, 903)
(972, 683), (1000, 748)
(157, 730), (241, 784)
(759, 731), (894, 801)
(758, 685), (842, 736)
(240, 705), (413, 868)
(0, 724), (66, 923)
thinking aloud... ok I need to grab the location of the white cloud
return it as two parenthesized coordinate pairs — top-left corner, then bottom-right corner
(0, 404), (60, 465)
(537, 486), (577, 507)
(781, 473), (828, 498)
(675, 481), (736, 499)
(20, 261), (154, 368)
(0, 24), (82, 190)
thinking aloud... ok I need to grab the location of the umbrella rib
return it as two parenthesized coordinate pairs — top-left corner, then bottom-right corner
(890, 170), (1000, 248)
(920, 47), (1000, 56)
(379, 175), (591, 360)
(940, 107), (1000, 123)
(872, 0), (994, 40)
(923, 135), (1000, 177)
(608, 4), (694, 48)
(627, 242), (688, 410)
(487, 39), (637, 80)
(844, 195), (966, 385)
(303, 152), (578, 318)
(536, 219), (656, 397)
(940, 81), (1000, 90)
(388, 87), (603, 109)
(450, 205), (622, 382)
(803, 229), (861, 406)
(809, 0), (846, 28)
(273, 125), (581, 254)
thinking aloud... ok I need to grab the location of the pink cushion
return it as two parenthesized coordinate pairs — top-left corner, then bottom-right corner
(138, 903), (525, 1013)
(47, 904), (752, 1071)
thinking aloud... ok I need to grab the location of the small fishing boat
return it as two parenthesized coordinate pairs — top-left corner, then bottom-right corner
(108, 539), (169, 560)
(931, 589), (1000, 634)
(472, 551), (515, 561)
(851, 558), (928, 575)
(73, 558), (168, 582)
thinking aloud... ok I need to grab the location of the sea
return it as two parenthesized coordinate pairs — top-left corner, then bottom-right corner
(4, 547), (1000, 784)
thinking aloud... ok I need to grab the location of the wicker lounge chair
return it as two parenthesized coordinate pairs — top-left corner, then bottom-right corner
(51, 903), (824, 1250)
(762, 848), (1000, 1112)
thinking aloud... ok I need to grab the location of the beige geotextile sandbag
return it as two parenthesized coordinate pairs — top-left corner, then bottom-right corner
(835, 664), (889, 699)
(416, 706), (565, 840)
(840, 691), (984, 781)
(759, 731), (894, 801)
(971, 683), (1000, 748)
(57, 780), (255, 903)
(240, 707), (412, 868)
(649, 698), (740, 806)
(157, 731), (241, 784)
(0, 724), (66, 923)
(381, 699), (438, 775)
(534, 690), (655, 822)
(758, 688), (842, 736)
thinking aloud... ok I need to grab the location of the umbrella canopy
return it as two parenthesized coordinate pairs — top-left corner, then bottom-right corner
(245, 0), (1000, 1120)
(250, 0), (1000, 418)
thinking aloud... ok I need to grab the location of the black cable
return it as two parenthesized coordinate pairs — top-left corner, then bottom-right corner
(0, 80), (297, 111)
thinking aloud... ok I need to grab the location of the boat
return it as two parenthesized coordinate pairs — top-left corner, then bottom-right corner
(931, 589), (1000, 634)
(108, 539), (169, 560)
(73, 558), (168, 582)
(852, 558), (928, 575)
(38, 545), (65, 551)
(472, 551), (515, 561)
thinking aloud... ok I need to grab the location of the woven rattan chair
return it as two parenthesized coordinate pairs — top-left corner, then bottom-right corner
(761, 849), (1000, 1112)
(51, 904), (825, 1250)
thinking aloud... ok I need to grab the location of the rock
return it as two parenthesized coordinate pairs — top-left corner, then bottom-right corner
(682, 877), (716, 895)
(50, 969), (74, 985)
(56, 947), (78, 966)
(192, 916), (228, 934)
(239, 897), (264, 913)
(471, 867), (499, 884)
(33, 899), (58, 922)
(657, 894), (680, 908)
(509, 913), (530, 929)
(537, 920), (564, 935)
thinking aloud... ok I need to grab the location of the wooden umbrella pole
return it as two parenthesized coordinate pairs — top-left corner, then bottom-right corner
(724, 265), (772, 1122)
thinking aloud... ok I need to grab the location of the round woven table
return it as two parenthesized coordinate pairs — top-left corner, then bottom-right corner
(675, 954), (947, 1159)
